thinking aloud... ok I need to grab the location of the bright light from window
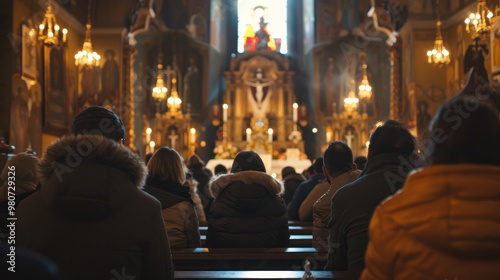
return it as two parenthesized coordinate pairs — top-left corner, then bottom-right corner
(238, 0), (288, 54)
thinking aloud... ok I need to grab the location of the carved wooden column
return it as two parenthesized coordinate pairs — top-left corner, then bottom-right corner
(389, 42), (403, 121)
(127, 44), (138, 152)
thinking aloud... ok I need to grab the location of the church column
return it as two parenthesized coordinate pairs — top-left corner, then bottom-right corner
(130, 37), (147, 155)
(389, 42), (403, 121)
(127, 45), (138, 152)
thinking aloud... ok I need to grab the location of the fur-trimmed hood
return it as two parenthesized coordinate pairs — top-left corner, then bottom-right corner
(209, 170), (284, 199)
(38, 134), (147, 220)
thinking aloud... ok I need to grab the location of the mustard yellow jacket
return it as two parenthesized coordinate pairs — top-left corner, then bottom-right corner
(361, 164), (500, 280)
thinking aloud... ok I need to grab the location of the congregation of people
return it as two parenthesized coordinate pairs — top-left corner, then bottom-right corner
(1, 92), (500, 279)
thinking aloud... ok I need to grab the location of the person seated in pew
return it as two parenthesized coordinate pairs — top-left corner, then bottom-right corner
(281, 166), (306, 206)
(16, 106), (174, 280)
(361, 98), (500, 280)
(144, 147), (201, 248)
(288, 158), (325, 221)
(326, 121), (416, 273)
(311, 142), (360, 259)
(207, 150), (290, 247)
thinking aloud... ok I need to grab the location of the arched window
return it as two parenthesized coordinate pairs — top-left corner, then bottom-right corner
(237, 0), (288, 54)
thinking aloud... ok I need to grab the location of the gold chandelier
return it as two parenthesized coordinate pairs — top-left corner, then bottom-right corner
(358, 62), (372, 99)
(344, 79), (359, 112)
(427, 1), (450, 65)
(464, 0), (495, 39)
(37, 0), (68, 47)
(167, 73), (182, 113)
(75, 0), (101, 67)
(152, 63), (168, 101)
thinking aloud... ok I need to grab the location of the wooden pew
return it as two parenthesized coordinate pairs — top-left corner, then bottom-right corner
(199, 226), (313, 235)
(172, 247), (319, 270)
(174, 270), (351, 279)
(288, 220), (313, 227)
(200, 235), (312, 247)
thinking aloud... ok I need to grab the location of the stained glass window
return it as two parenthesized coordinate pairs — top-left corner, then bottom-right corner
(238, 0), (288, 54)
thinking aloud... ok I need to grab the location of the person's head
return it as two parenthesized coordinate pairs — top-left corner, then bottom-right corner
(1, 152), (40, 193)
(313, 157), (324, 174)
(147, 147), (186, 185)
(186, 154), (205, 170)
(144, 152), (153, 165)
(354, 156), (367, 171)
(281, 166), (296, 179)
(71, 106), (125, 143)
(367, 121), (416, 159)
(214, 164), (228, 175)
(322, 141), (355, 182)
(231, 150), (266, 173)
(427, 97), (500, 166)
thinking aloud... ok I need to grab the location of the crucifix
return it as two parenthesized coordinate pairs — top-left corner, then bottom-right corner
(345, 129), (355, 148)
(168, 130), (179, 149)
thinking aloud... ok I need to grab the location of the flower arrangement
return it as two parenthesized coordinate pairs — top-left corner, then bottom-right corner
(288, 130), (303, 145)
(213, 142), (239, 159)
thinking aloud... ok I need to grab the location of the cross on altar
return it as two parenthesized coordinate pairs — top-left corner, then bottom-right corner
(168, 130), (179, 148)
(345, 130), (355, 148)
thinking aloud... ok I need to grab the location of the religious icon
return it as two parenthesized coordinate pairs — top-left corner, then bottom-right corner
(245, 68), (274, 121)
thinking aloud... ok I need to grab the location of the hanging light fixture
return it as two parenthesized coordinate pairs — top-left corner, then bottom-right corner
(464, 0), (495, 39)
(344, 80), (359, 112)
(152, 63), (168, 101)
(167, 70), (182, 113)
(75, 0), (101, 67)
(37, 0), (68, 47)
(426, 1), (450, 65)
(358, 60), (372, 100)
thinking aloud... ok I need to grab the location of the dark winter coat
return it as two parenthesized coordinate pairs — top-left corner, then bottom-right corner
(207, 170), (290, 248)
(326, 153), (412, 273)
(16, 135), (174, 280)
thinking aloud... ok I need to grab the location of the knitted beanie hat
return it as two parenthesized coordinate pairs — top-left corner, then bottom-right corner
(231, 151), (266, 173)
(72, 106), (125, 142)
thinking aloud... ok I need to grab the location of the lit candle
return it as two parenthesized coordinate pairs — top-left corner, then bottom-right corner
(222, 103), (228, 123)
(149, 141), (155, 153)
(146, 127), (152, 143)
(62, 28), (68, 43)
(293, 103), (298, 122)
(326, 131), (332, 143)
(190, 128), (196, 144)
(246, 128), (252, 143)
(268, 128), (273, 143)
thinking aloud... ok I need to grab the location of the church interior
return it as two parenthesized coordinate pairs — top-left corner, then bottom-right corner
(1, 0), (500, 172)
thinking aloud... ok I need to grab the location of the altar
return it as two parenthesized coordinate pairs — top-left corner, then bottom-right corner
(206, 158), (311, 179)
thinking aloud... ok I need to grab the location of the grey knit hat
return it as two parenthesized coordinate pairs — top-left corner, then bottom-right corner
(72, 106), (125, 142)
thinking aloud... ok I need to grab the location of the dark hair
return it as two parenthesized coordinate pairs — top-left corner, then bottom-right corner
(323, 141), (353, 175)
(313, 157), (324, 174)
(354, 156), (367, 171)
(427, 97), (500, 165)
(281, 166), (296, 178)
(231, 150), (266, 173)
(214, 164), (228, 175)
(72, 106), (125, 142)
(368, 121), (416, 159)
(186, 154), (205, 169)
(144, 152), (153, 165)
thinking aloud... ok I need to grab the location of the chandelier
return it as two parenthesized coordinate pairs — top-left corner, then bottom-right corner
(344, 79), (359, 112)
(167, 73), (182, 113)
(427, 1), (450, 65)
(37, 0), (68, 47)
(464, 0), (495, 39)
(75, 0), (101, 67)
(358, 62), (372, 99)
(152, 63), (168, 101)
